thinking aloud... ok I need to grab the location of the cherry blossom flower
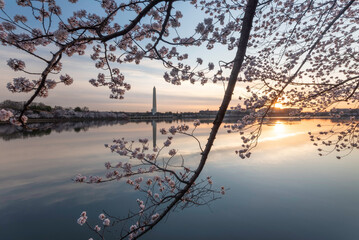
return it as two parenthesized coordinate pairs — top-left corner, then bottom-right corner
(104, 162), (111, 169)
(77, 216), (87, 226)
(151, 213), (159, 222)
(193, 119), (201, 127)
(163, 139), (171, 147)
(98, 213), (105, 220)
(168, 149), (177, 156)
(103, 218), (110, 226)
(94, 225), (101, 232)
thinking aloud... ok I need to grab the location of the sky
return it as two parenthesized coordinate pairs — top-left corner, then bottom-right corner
(0, 0), (243, 113)
(0, 46), (230, 112)
(1, 1), (356, 113)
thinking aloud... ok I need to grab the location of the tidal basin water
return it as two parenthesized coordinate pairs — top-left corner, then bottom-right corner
(1, 119), (359, 240)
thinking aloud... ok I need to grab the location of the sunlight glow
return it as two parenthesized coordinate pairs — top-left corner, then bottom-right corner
(274, 103), (283, 109)
(273, 121), (285, 134)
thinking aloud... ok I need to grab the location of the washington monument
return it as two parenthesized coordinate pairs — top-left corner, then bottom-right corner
(151, 86), (157, 115)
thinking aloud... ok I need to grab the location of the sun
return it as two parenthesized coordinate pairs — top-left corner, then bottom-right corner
(274, 103), (283, 109)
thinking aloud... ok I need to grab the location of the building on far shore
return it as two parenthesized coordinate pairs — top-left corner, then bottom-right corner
(269, 107), (300, 117)
(151, 86), (157, 115)
(330, 108), (359, 117)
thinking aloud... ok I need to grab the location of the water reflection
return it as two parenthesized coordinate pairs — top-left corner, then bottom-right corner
(273, 120), (285, 133)
(0, 119), (164, 141)
(0, 119), (359, 240)
(0, 118), (317, 141)
(151, 120), (157, 148)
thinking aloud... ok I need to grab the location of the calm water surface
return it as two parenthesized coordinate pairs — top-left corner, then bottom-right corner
(0, 119), (359, 240)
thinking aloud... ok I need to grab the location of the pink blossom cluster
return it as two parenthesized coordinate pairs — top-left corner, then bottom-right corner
(94, 225), (101, 232)
(74, 174), (86, 182)
(128, 223), (142, 240)
(309, 118), (359, 159)
(0, 109), (13, 121)
(98, 213), (110, 226)
(12, 116), (28, 126)
(7, 58), (25, 71)
(137, 198), (145, 214)
(77, 211), (111, 230)
(193, 119), (201, 127)
(0, 112), (28, 126)
(160, 124), (191, 136)
(6, 73), (74, 99)
(88, 176), (102, 183)
(77, 211), (88, 226)
(168, 149), (177, 156)
(60, 74), (74, 86)
(7, 77), (35, 93)
(53, 29), (68, 42)
(163, 137), (172, 147)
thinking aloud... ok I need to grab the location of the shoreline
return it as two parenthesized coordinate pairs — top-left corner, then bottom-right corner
(0, 115), (354, 126)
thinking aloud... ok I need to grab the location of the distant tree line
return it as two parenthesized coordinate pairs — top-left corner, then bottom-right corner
(0, 100), (88, 113)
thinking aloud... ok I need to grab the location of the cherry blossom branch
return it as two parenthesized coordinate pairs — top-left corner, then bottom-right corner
(19, 48), (64, 125)
(134, 0), (259, 237)
(101, 0), (169, 42)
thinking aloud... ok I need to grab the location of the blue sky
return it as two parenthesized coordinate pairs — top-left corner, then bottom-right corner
(0, 0), (244, 112)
